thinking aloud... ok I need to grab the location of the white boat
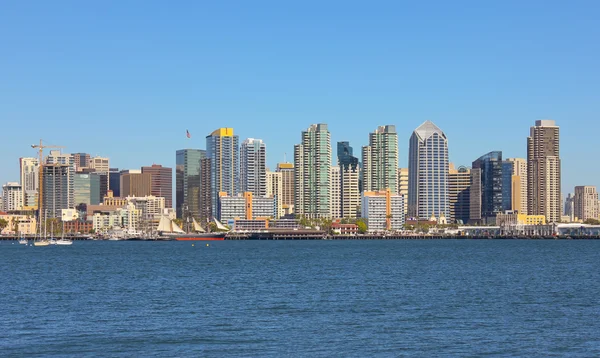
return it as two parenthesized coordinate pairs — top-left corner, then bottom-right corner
(56, 222), (73, 245)
(49, 238), (57, 245)
(18, 238), (28, 245)
(34, 240), (50, 247)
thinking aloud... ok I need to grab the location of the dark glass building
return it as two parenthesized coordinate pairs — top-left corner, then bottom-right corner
(501, 161), (514, 212)
(337, 141), (359, 170)
(109, 168), (121, 197)
(176, 149), (209, 220)
(470, 151), (503, 224)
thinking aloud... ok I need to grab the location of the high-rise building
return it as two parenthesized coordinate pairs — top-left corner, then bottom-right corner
(362, 125), (398, 193)
(109, 168), (121, 197)
(120, 173), (152, 198)
(207, 128), (239, 218)
(470, 151), (504, 224)
(89, 156), (110, 173)
(42, 164), (73, 218)
(74, 173), (101, 206)
(294, 124), (331, 219)
(338, 142), (360, 219)
(574, 186), (599, 222)
(240, 138), (267, 197)
(73, 153), (90, 171)
(44, 151), (75, 218)
(361, 190), (405, 232)
(506, 158), (528, 214)
(564, 193), (575, 221)
(528, 120), (561, 223)
(266, 171), (283, 219)
(142, 164), (173, 208)
(277, 163), (295, 215)
(2, 182), (23, 212)
(176, 149), (211, 223)
(408, 121), (449, 220)
(20, 157), (39, 210)
(449, 164), (471, 224)
(502, 161), (514, 212)
(330, 166), (341, 219)
(398, 168), (409, 216)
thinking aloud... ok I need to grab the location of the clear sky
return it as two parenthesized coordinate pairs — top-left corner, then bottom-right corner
(1, 1), (599, 195)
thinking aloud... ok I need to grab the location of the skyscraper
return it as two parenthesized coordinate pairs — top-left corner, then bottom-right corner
(207, 128), (239, 219)
(74, 173), (101, 206)
(574, 186), (598, 222)
(330, 166), (341, 219)
(398, 168), (409, 216)
(120, 173), (152, 197)
(294, 124), (331, 219)
(506, 158), (528, 214)
(337, 142), (360, 219)
(240, 138), (267, 197)
(449, 164), (471, 224)
(109, 168), (121, 197)
(176, 149), (205, 220)
(470, 151), (504, 224)
(20, 157), (39, 210)
(44, 151), (75, 218)
(408, 121), (449, 220)
(73, 153), (90, 171)
(266, 171), (283, 218)
(362, 125), (398, 193)
(142, 164), (173, 208)
(528, 120), (561, 223)
(2, 182), (23, 212)
(277, 163), (295, 215)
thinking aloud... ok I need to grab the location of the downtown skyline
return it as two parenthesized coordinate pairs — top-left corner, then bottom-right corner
(0, 119), (592, 200)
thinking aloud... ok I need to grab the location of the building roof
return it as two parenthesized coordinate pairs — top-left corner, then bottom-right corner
(414, 120), (446, 141)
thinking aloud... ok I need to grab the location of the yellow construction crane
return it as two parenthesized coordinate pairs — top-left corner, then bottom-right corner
(31, 139), (66, 231)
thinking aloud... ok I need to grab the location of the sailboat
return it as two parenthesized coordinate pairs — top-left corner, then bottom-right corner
(18, 237), (28, 245)
(56, 221), (73, 246)
(34, 212), (50, 247)
(158, 216), (228, 241)
(49, 221), (57, 245)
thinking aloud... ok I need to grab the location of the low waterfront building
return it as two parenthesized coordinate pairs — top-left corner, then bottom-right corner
(331, 223), (359, 235)
(361, 190), (405, 232)
(496, 211), (547, 226)
(0, 213), (36, 235)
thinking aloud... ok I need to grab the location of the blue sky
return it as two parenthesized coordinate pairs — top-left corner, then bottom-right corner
(1, 1), (599, 195)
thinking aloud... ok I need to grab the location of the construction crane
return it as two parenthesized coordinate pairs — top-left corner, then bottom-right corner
(31, 139), (66, 233)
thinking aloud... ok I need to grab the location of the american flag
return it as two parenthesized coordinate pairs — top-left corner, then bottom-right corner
(186, 130), (191, 138)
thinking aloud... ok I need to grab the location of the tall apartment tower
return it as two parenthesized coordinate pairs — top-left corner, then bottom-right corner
(362, 125), (398, 194)
(207, 128), (239, 218)
(449, 164), (471, 224)
(330, 166), (341, 219)
(2, 182), (23, 212)
(44, 151), (75, 218)
(266, 171), (283, 218)
(338, 142), (360, 219)
(574, 186), (599, 222)
(20, 157), (39, 210)
(176, 149), (208, 220)
(398, 168), (409, 216)
(142, 164), (173, 209)
(294, 124), (331, 219)
(506, 158), (528, 214)
(277, 163), (295, 215)
(240, 138), (267, 197)
(527, 120), (561, 223)
(408, 121), (450, 220)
